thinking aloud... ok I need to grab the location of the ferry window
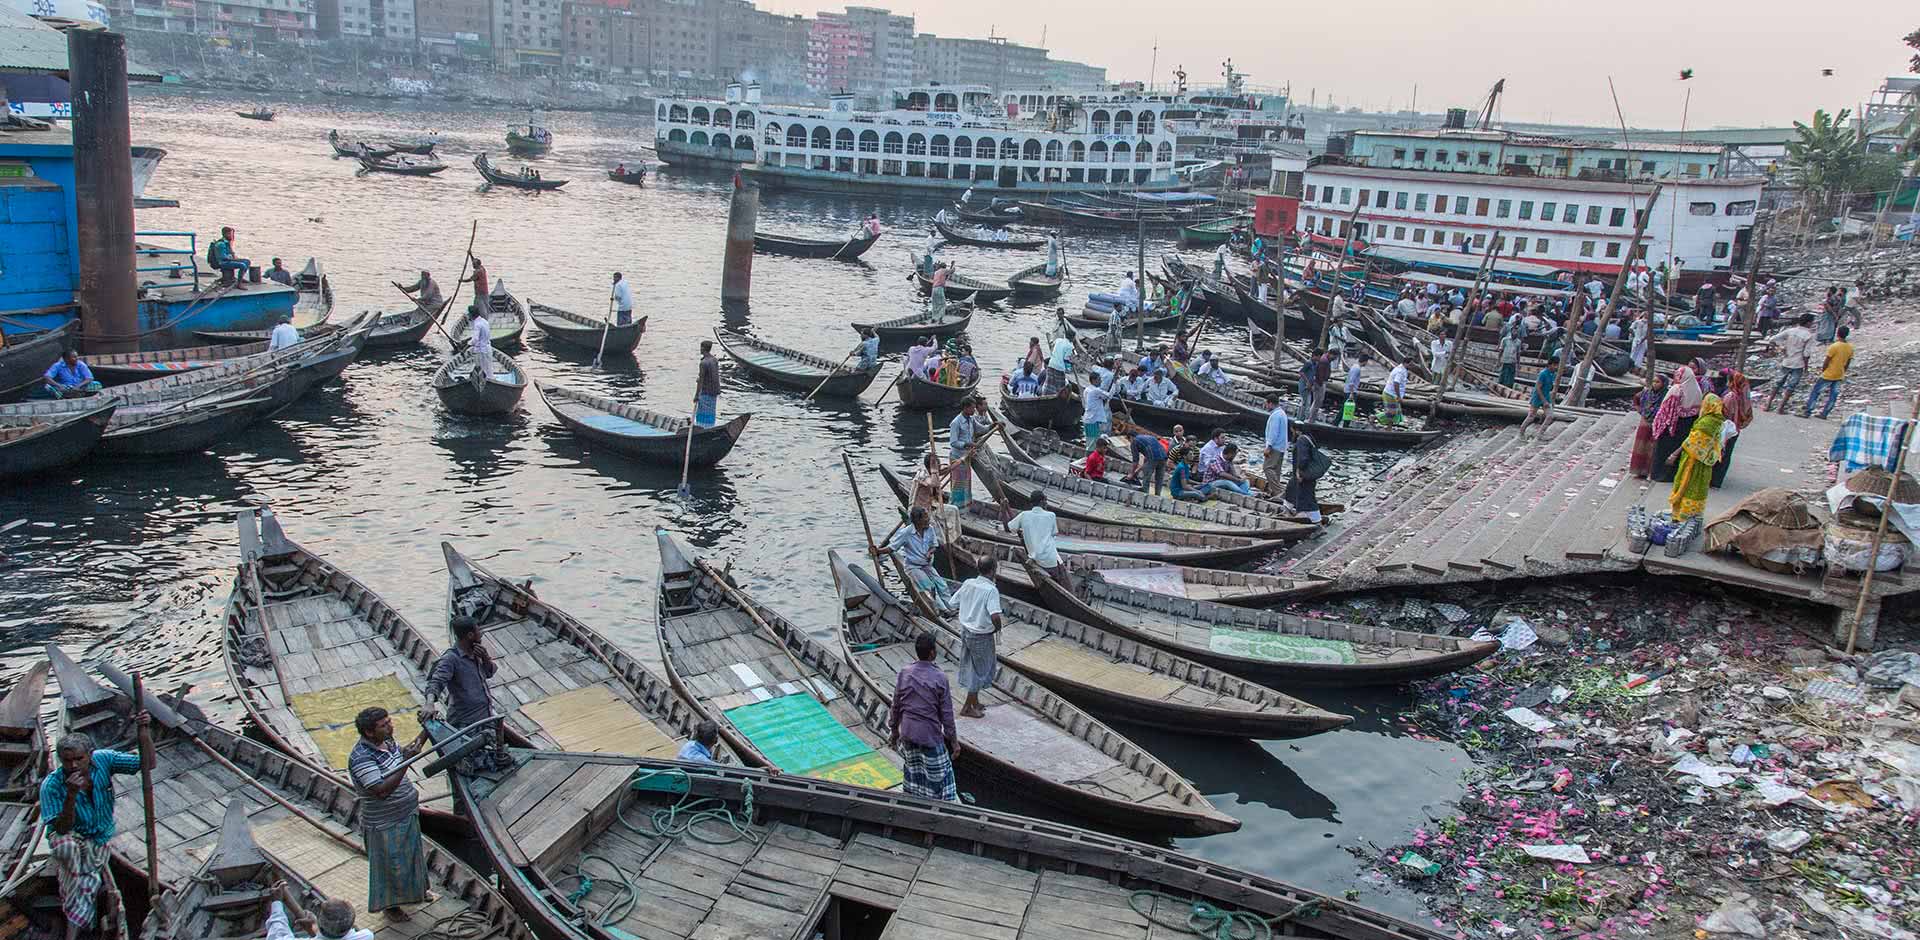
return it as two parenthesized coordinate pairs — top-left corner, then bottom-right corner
(1338, 221), (1350, 238)
(1585, 206), (1602, 225)
(1493, 236), (1505, 251)
(1454, 198), (1469, 216)
(1634, 209), (1647, 227)
(1712, 241), (1730, 259)
(1353, 223), (1368, 238)
(1512, 154), (1528, 165)
(1609, 208), (1627, 227)
(1415, 193), (1429, 211)
(1322, 217), (1334, 235)
(1562, 204), (1578, 223)
(1471, 234), (1486, 249)
(1413, 229), (1426, 243)
(1453, 233), (1467, 246)
(1434, 229), (1445, 243)
(1641, 160), (1657, 174)
(1431, 195), (1447, 212)
(1477, 152), (1491, 166)
(1603, 242), (1620, 258)
(1393, 148), (1406, 161)
(1375, 190), (1388, 208)
(1436, 151), (1449, 163)
(1474, 198), (1489, 216)
(1725, 200), (1756, 216)
(1579, 241), (1596, 257)
(1686, 163), (1704, 177)
(1414, 149), (1427, 162)
(1535, 238), (1549, 252)
(1393, 226), (1407, 240)
(1395, 192), (1408, 210)
(1688, 201), (1715, 215)
(1456, 150), (1469, 163)
(1495, 199), (1511, 218)
(1519, 200), (1533, 220)
(1540, 201), (1555, 220)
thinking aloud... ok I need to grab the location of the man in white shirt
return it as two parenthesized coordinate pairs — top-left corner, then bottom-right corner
(268, 314), (301, 352)
(1120, 368), (1150, 400)
(1429, 335), (1454, 384)
(1080, 381), (1115, 449)
(905, 336), (934, 377)
(1198, 430), (1226, 475)
(1383, 359), (1410, 426)
(1005, 493), (1064, 589)
(1045, 235), (1060, 276)
(468, 307), (493, 360)
(1764, 313), (1817, 413)
(960, 186), (975, 205)
(1046, 334), (1076, 391)
(1262, 394), (1289, 495)
(1144, 368), (1178, 406)
(1395, 294), (1416, 320)
(610, 272), (634, 326)
(949, 574), (1004, 719)
(264, 885), (373, 940)
(1116, 273), (1141, 312)
(1213, 243), (1228, 282)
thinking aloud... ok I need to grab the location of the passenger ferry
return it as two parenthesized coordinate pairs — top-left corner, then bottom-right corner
(651, 82), (785, 170)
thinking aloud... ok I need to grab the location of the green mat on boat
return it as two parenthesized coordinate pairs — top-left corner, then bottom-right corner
(723, 692), (902, 789)
(1207, 627), (1358, 665)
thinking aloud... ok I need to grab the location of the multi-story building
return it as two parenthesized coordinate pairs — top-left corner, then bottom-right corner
(1045, 57), (1104, 88)
(560, 0), (646, 79)
(839, 5), (908, 96)
(415, 0), (491, 64)
(121, 0), (317, 41)
(327, 0), (412, 45)
(633, 0), (718, 83)
(718, 5), (807, 97)
(912, 34), (1047, 89)
(493, 0), (563, 73)
(805, 10), (860, 92)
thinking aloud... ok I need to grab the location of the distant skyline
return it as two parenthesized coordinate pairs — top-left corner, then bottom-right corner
(761, 0), (1916, 129)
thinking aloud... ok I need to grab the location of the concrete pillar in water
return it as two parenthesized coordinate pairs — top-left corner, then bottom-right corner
(67, 29), (140, 354)
(720, 173), (758, 303)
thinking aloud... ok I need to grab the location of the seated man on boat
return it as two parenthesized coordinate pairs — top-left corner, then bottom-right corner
(264, 881), (370, 940)
(207, 226), (252, 286)
(953, 341), (979, 385)
(424, 615), (512, 772)
(269, 314), (301, 351)
(40, 719), (151, 940)
(348, 708), (432, 923)
(1005, 362), (1043, 397)
(1118, 366), (1150, 400)
(888, 631), (959, 802)
(398, 270), (444, 314)
(266, 257), (295, 286)
(951, 574), (1005, 719)
(41, 349), (101, 398)
(677, 720), (721, 763)
(1144, 368), (1179, 406)
(857, 328), (880, 370)
(876, 507), (955, 613)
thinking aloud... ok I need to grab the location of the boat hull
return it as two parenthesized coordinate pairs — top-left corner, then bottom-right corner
(0, 323), (76, 402)
(654, 137), (753, 169)
(896, 373), (980, 410)
(0, 402), (114, 480)
(97, 396), (272, 458)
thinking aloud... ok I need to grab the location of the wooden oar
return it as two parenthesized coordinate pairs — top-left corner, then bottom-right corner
(592, 294), (615, 369)
(693, 557), (828, 706)
(872, 366), (907, 407)
(131, 671), (163, 921)
(677, 411), (696, 501)
(804, 345), (862, 401)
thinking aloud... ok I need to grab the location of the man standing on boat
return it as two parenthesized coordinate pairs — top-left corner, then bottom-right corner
(424, 615), (511, 772)
(1263, 394), (1290, 493)
(948, 398), (990, 508)
(610, 272), (634, 327)
(888, 632), (959, 802)
(348, 708), (432, 923)
(463, 256), (489, 304)
(1005, 492), (1067, 589)
(398, 270), (443, 315)
(857, 328), (880, 370)
(467, 305), (493, 364)
(951, 574), (1005, 719)
(41, 719), (151, 940)
(1045, 235), (1060, 277)
(695, 340), (722, 426)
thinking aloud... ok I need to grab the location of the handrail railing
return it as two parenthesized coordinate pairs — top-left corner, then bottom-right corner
(134, 230), (203, 286)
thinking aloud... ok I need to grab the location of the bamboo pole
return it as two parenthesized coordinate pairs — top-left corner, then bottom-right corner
(1429, 231), (1501, 414)
(1569, 183), (1663, 404)
(132, 672), (162, 917)
(1730, 225), (1771, 367)
(1845, 393), (1919, 654)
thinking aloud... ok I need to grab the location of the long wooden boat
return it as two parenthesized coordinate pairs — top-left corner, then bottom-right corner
(896, 369), (980, 410)
(1006, 259), (1067, 299)
(38, 647), (529, 940)
(913, 267), (1013, 304)
(752, 229), (880, 260)
(504, 123), (552, 155)
(358, 152), (447, 176)
(86, 338), (290, 386)
(849, 306), (972, 340)
(950, 199), (1022, 223)
(98, 391), (276, 458)
(1179, 214), (1250, 246)
(972, 445), (1316, 539)
(538, 382), (749, 467)
(474, 152), (567, 190)
(997, 383), (1077, 433)
(234, 108), (274, 121)
(1108, 393), (1235, 435)
(606, 165), (647, 185)
(1025, 566), (1500, 685)
(328, 129), (393, 158)
(0, 322), (76, 402)
(933, 219), (1046, 249)
(654, 528), (904, 788)
(829, 551), (1238, 835)
(1170, 369), (1445, 448)
(384, 134), (439, 155)
(0, 398), (114, 480)
(439, 750), (1452, 940)
(714, 329), (882, 398)
(876, 463), (1287, 566)
(190, 310), (427, 349)
(451, 279), (528, 351)
(0, 661), (49, 894)
(1065, 302), (1183, 330)
(948, 533), (1327, 607)
(836, 550), (1343, 744)
(434, 347), (527, 416)
(528, 301), (646, 355)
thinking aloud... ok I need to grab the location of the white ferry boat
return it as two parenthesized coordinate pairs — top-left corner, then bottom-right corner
(729, 83), (1181, 195)
(651, 82), (786, 170)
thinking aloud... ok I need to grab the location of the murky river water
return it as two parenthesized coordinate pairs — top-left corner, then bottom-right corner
(0, 89), (1469, 919)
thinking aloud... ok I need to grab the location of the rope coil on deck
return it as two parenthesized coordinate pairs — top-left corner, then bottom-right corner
(1126, 891), (1321, 940)
(617, 767), (760, 846)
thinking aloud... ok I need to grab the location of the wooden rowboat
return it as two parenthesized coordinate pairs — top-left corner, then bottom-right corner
(948, 534), (1329, 607)
(875, 463), (1287, 566)
(1006, 259), (1068, 299)
(0, 661), (49, 893)
(538, 382), (749, 467)
(0, 322), (76, 401)
(933, 219), (1046, 249)
(433, 347), (528, 416)
(1170, 369), (1446, 448)
(1108, 393), (1236, 436)
(835, 550), (1344, 742)
(440, 751), (1452, 940)
(715, 329), (882, 398)
(0, 399), (115, 481)
(474, 152), (567, 190)
(752, 229), (879, 260)
(606, 165), (647, 185)
(896, 369), (981, 410)
(357, 152), (447, 176)
(913, 267), (1013, 304)
(451, 279), (528, 351)
(328, 129), (391, 158)
(997, 384), (1078, 433)
(971, 445), (1316, 539)
(1065, 303), (1182, 330)
(654, 528), (904, 788)
(849, 306), (972, 340)
(234, 108), (274, 121)
(86, 339), (288, 386)
(1025, 564), (1501, 686)
(829, 551), (1238, 836)
(528, 301), (646, 356)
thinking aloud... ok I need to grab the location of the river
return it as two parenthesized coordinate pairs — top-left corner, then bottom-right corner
(0, 88), (1467, 921)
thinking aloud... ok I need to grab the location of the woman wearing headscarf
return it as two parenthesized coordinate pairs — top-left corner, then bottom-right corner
(1628, 375), (1669, 478)
(1711, 371), (1754, 488)
(1649, 366), (1703, 484)
(1668, 394), (1727, 520)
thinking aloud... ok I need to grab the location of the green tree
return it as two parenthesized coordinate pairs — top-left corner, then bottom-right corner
(1786, 108), (1862, 214)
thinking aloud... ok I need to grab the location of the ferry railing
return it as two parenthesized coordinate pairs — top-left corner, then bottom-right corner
(133, 230), (203, 287)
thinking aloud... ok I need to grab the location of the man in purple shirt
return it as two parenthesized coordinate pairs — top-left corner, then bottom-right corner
(887, 633), (959, 802)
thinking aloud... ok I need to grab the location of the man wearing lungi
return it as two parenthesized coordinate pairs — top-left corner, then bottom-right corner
(887, 633), (959, 802)
(947, 398), (991, 507)
(348, 708), (433, 922)
(876, 507), (955, 613)
(40, 719), (150, 940)
(950, 575), (1005, 719)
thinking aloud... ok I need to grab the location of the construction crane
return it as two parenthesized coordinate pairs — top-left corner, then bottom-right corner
(1476, 78), (1506, 130)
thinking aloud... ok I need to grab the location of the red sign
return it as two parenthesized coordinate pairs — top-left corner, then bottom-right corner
(1254, 193), (1297, 239)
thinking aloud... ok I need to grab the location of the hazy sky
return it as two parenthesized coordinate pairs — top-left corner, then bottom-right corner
(768, 0), (1918, 129)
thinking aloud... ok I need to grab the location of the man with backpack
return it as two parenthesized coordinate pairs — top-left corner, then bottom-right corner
(207, 227), (251, 286)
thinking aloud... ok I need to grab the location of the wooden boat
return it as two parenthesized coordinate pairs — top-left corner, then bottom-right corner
(1179, 214), (1250, 246)
(1108, 393), (1235, 435)
(362, 304), (442, 348)
(382, 134), (439, 155)
(95, 390), (276, 458)
(913, 267), (1013, 304)
(538, 382), (749, 467)
(441, 752), (1452, 940)
(504, 121), (552, 155)
(357, 152), (448, 176)
(991, 420), (1321, 519)
(234, 107), (274, 121)
(714, 329), (882, 398)
(997, 384), (1077, 433)
(1006, 259), (1067, 299)
(933, 219), (1046, 249)
(0, 661), (49, 893)
(528, 301), (645, 355)
(451, 279), (528, 351)
(439, 540), (735, 759)
(654, 528), (904, 787)
(606, 165), (647, 185)
(473, 152), (567, 190)
(829, 552), (1239, 835)
(896, 368), (980, 410)
(328, 129), (392, 158)
(41, 646), (529, 940)
(86, 337), (307, 385)
(188, 319), (345, 347)
(849, 306), (971, 340)
(0, 398), (114, 480)
(972, 445), (1316, 539)
(290, 258), (336, 328)
(1065, 302), (1182, 330)
(948, 533), (1328, 607)
(1170, 369), (1446, 448)
(876, 463), (1288, 567)
(752, 229), (880, 260)
(837, 550), (1342, 741)
(1026, 568), (1502, 686)
(950, 200), (1022, 224)
(0, 322), (76, 401)
(434, 346), (528, 415)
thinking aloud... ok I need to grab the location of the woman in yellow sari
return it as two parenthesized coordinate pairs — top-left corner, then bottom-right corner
(1667, 393), (1726, 520)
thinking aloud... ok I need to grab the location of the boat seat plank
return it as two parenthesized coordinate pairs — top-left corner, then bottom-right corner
(511, 762), (633, 868)
(489, 757), (578, 828)
(919, 847), (1041, 893)
(518, 684), (679, 757)
(640, 853), (736, 902)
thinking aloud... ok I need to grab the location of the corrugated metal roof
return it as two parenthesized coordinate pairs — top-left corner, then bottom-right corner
(0, 6), (162, 81)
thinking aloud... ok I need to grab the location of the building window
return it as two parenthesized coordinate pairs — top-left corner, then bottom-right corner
(1474, 198), (1489, 216)
(1338, 221), (1349, 238)
(1354, 222), (1368, 238)
(1415, 193), (1428, 211)
(1433, 229), (1445, 244)
(1641, 160), (1656, 174)
(1472, 233), (1486, 248)
(1456, 150), (1469, 163)
(1454, 197), (1469, 216)
(1495, 199), (1511, 218)
(1518, 200), (1533, 220)
(1477, 151), (1491, 165)
(1688, 201), (1715, 215)
(1393, 225), (1406, 239)
(1535, 238), (1548, 253)
(1395, 192), (1408, 210)
(1322, 217), (1334, 235)
(1579, 240), (1596, 257)
(1339, 187), (1351, 204)
(1726, 200), (1756, 216)
(1541, 201), (1556, 220)
(1609, 207), (1627, 227)
(1586, 205), (1602, 225)
(1453, 232), (1467, 246)
(1392, 148), (1406, 161)
(1413, 228), (1426, 243)
(1436, 151), (1449, 163)
(1305, 184), (1317, 202)
(1413, 149), (1427, 162)
(1563, 204), (1578, 223)
(1712, 241), (1730, 259)
(1375, 190), (1388, 208)
(1358, 189), (1370, 207)
(1512, 154), (1528, 165)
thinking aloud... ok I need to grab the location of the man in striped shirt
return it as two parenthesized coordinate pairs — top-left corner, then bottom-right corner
(40, 719), (151, 940)
(348, 708), (432, 922)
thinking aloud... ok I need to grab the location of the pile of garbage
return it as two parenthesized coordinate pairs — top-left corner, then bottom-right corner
(1330, 581), (1920, 939)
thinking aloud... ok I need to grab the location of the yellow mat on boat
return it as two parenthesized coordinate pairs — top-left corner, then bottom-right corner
(519, 684), (677, 757)
(289, 675), (423, 771)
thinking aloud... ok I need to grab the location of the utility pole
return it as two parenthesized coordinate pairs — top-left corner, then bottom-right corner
(1569, 183), (1663, 405)
(1135, 202), (1146, 354)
